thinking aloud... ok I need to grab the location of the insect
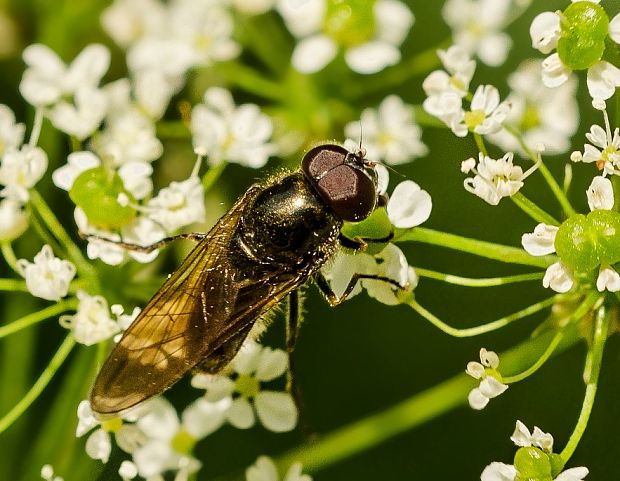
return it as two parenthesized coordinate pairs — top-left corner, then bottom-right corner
(90, 143), (403, 417)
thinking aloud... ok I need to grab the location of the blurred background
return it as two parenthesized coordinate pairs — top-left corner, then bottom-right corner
(1, 0), (619, 480)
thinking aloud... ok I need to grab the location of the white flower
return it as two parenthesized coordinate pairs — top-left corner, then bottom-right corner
(423, 45), (476, 100)
(133, 397), (208, 478)
(482, 421), (588, 481)
(59, 290), (121, 345)
(20, 43), (110, 107)
(466, 348), (508, 410)
(386, 180), (432, 228)
(541, 53), (571, 89)
(147, 168), (205, 233)
(41, 465), (64, 481)
(543, 262), (574, 293)
(488, 60), (578, 156)
(76, 400), (146, 463)
(0, 144), (48, 201)
(521, 223), (558, 257)
(74, 208), (126, 266)
(442, 0), (512, 66)
(586, 61), (620, 103)
(101, 0), (167, 49)
(278, 0), (413, 74)
(246, 456), (312, 481)
(462, 152), (535, 205)
(587, 176), (614, 211)
(0, 198), (28, 241)
(450, 85), (511, 137)
(0, 104), (25, 156)
(530, 12), (560, 54)
(48, 86), (107, 140)
(596, 266), (620, 292)
(344, 95), (427, 165)
(191, 341), (297, 433)
(322, 243), (417, 306)
(191, 87), (275, 168)
(17, 245), (76, 301)
(572, 114), (620, 176)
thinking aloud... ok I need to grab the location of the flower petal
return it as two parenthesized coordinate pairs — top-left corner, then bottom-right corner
(291, 35), (337, 74)
(255, 391), (298, 432)
(226, 397), (255, 429)
(386, 180), (432, 228)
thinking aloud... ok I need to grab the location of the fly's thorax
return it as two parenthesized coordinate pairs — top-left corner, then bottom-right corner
(236, 172), (342, 267)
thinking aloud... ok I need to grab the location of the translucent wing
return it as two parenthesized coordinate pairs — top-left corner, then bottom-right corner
(90, 187), (309, 416)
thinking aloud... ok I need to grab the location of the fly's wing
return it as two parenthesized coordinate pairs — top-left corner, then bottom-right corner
(90, 188), (252, 416)
(90, 186), (311, 417)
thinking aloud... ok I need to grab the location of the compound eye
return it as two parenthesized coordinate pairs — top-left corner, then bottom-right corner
(302, 144), (348, 180)
(316, 164), (376, 222)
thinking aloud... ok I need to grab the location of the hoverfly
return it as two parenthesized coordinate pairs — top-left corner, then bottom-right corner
(90, 143), (401, 417)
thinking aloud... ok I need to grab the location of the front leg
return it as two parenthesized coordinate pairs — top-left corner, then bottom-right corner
(314, 271), (407, 307)
(338, 231), (395, 252)
(80, 232), (207, 253)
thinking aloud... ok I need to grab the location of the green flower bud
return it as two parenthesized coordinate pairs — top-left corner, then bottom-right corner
(514, 447), (553, 481)
(554, 214), (599, 272)
(324, 0), (376, 47)
(341, 207), (393, 255)
(69, 167), (136, 229)
(588, 209), (620, 266)
(558, 2), (609, 70)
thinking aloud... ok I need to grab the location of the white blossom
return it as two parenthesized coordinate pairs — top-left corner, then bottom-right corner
(76, 400), (146, 464)
(278, 0), (413, 74)
(0, 144), (48, 201)
(386, 180), (432, 229)
(571, 117), (620, 176)
(246, 456), (312, 481)
(596, 266), (620, 292)
(521, 223), (558, 257)
(442, 0), (512, 66)
(191, 341), (297, 433)
(0, 198), (28, 241)
(17, 245), (76, 301)
(530, 12), (560, 54)
(510, 420), (554, 452)
(19, 43), (110, 107)
(48, 86), (107, 140)
(450, 85), (511, 137)
(488, 60), (578, 156)
(59, 290), (122, 345)
(191, 87), (275, 168)
(0, 104), (25, 156)
(101, 0), (167, 49)
(344, 95), (427, 165)
(542, 262), (574, 293)
(466, 348), (508, 410)
(462, 152), (536, 205)
(587, 176), (614, 211)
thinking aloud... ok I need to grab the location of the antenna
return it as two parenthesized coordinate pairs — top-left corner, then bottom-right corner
(357, 121), (367, 158)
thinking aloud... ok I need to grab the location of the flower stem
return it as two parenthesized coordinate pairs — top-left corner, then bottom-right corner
(407, 295), (559, 338)
(559, 302), (609, 465)
(0, 334), (75, 434)
(28, 203), (67, 256)
(202, 162), (228, 192)
(511, 192), (560, 226)
(156, 121), (190, 139)
(503, 124), (575, 217)
(413, 267), (543, 287)
(266, 323), (585, 477)
(28, 107), (44, 147)
(396, 227), (555, 268)
(503, 331), (564, 383)
(0, 299), (77, 339)
(0, 242), (20, 275)
(28, 190), (98, 288)
(0, 278), (28, 292)
(213, 62), (285, 101)
(473, 133), (488, 156)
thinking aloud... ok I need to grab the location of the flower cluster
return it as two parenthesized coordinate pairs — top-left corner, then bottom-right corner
(466, 348), (508, 410)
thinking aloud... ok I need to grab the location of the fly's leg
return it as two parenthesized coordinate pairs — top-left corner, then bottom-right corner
(80, 232), (207, 253)
(314, 272), (407, 307)
(286, 290), (311, 435)
(338, 232), (395, 252)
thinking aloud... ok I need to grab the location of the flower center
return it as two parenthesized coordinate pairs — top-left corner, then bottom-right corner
(101, 417), (123, 433)
(171, 429), (196, 455)
(324, 0), (376, 48)
(464, 109), (485, 130)
(520, 103), (540, 132)
(235, 374), (260, 398)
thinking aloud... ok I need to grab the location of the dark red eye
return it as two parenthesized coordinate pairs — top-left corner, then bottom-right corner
(301, 144), (377, 222)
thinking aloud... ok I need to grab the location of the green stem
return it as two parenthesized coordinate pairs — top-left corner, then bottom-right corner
(213, 62), (285, 101)
(560, 303), (609, 465)
(0, 299), (77, 339)
(27, 204), (67, 256)
(265, 323), (585, 477)
(395, 227), (555, 268)
(503, 124), (575, 217)
(0, 242), (20, 275)
(0, 334), (76, 434)
(473, 133), (488, 156)
(349, 37), (451, 98)
(156, 121), (190, 140)
(28, 190), (97, 288)
(413, 267), (543, 287)
(407, 295), (559, 338)
(503, 331), (564, 383)
(511, 192), (560, 226)
(0, 279), (28, 292)
(202, 162), (228, 192)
